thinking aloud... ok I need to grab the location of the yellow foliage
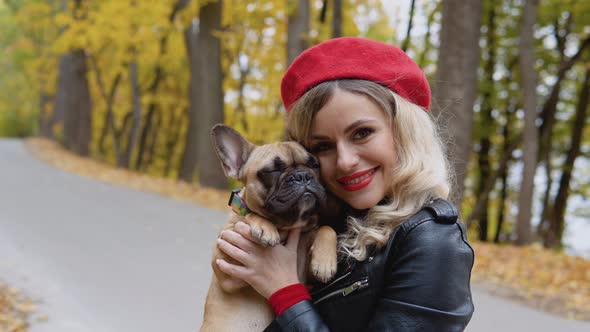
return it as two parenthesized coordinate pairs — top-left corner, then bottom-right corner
(0, 282), (36, 332)
(4, 0), (396, 173)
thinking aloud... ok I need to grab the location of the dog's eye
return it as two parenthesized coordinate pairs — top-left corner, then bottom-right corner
(257, 168), (282, 189)
(258, 168), (282, 179)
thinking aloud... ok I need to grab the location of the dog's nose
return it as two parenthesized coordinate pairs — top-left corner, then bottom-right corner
(288, 169), (313, 183)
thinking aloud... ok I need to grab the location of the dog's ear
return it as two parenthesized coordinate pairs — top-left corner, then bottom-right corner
(210, 124), (255, 180)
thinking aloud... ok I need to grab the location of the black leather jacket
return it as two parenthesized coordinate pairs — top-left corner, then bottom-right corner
(265, 198), (475, 332)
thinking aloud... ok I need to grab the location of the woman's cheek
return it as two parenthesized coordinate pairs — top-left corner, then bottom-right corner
(317, 156), (332, 183)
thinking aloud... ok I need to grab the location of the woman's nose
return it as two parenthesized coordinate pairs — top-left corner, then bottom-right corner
(336, 143), (359, 172)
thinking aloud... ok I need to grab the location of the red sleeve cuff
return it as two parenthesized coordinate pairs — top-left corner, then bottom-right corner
(268, 283), (311, 315)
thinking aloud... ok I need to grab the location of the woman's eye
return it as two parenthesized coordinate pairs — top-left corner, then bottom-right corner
(353, 127), (374, 140)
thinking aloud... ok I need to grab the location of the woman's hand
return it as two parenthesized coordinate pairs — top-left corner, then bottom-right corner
(216, 221), (301, 299)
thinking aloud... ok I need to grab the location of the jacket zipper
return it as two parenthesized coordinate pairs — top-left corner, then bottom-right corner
(313, 277), (369, 305)
(310, 270), (352, 298)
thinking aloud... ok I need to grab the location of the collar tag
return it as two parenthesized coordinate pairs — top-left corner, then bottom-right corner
(228, 189), (251, 216)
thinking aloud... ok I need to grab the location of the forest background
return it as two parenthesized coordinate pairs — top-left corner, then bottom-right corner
(0, 0), (589, 256)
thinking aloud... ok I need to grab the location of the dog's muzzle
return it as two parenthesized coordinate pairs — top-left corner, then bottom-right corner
(264, 168), (326, 224)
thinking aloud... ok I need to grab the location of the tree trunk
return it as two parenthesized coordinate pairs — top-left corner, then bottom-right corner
(197, 0), (226, 189)
(49, 0), (70, 135)
(432, 0), (482, 206)
(179, 20), (199, 182)
(401, 0), (416, 52)
(495, 156), (509, 243)
(537, 32), (590, 166)
(121, 61), (142, 168)
(494, 99), (515, 243)
(474, 2), (497, 241)
(537, 162), (554, 241)
(287, 0), (310, 66)
(143, 108), (162, 172)
(544, 67), (590, 248)
(165, 109), (184, 177)
(319, 0), (327, 23)
(38, 92), (52, 138)
(515, 0), (540, 246)
(89, 53), (123, 157)
(332, 0), (342, 38)
(55, 49), (93, 156)
(99, 73), (122, 157)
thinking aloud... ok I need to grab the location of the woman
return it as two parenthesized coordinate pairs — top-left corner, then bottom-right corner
(215, 37), (474, 331)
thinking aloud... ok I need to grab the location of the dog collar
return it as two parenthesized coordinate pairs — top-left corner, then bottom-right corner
(228, 189), (251, 216)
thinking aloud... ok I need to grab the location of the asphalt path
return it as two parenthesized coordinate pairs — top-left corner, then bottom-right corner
(0, 138), (588, 332)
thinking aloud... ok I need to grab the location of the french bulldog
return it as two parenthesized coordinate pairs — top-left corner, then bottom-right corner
(200, 124), (338, 331)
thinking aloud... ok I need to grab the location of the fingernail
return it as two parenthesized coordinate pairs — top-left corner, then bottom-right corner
(216, 259), (221, 265)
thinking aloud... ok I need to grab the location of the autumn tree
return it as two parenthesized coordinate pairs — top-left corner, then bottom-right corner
(54, 0), (92, 156)
(196, 0), (226, 189)
(332, 0), (342, 38)
(433, 0), (483, 206)
(545, 66), (590, 248)
(535, 1), (590, 246)
(472, 0), (499, 241)
(401, 0), (416, 52)
(515, 0), (539, 245)
(179, 14), (199, 182)
(287, 0), (310, 65)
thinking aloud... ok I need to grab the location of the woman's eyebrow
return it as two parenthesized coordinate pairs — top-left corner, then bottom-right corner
(310, 119), (376, 140)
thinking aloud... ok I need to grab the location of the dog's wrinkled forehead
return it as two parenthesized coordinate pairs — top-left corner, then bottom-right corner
(245, 141), (312, 171)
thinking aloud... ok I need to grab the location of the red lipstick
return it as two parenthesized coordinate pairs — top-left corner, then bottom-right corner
(337, 167), (378, 192)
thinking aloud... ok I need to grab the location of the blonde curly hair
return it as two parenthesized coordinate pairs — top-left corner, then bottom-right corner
(285, 79), (452, 261)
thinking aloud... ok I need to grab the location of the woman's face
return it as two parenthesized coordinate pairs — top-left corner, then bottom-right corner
(309, 89), (397, 210)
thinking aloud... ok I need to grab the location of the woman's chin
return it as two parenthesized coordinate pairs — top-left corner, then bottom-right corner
(347, 199), (380, 210)
(340, 191), (384, 210)
(332, 186), (386, 210)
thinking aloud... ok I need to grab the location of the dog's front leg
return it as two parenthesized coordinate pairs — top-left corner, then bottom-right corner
(310, 225), (338, 283)
(243, 213), (281, 247)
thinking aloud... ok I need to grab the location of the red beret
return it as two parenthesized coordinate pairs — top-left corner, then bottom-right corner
(281, 37), (430, 112)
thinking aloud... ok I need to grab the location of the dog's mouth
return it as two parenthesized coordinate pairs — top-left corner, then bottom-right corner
(263, 173), (326, 226)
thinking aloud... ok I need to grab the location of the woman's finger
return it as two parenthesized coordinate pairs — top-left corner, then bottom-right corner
(286, 227), (302, 250)
(219, 229), (255, 253)
(216, 258), (249, 280)
(217, 238), (251, 265)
